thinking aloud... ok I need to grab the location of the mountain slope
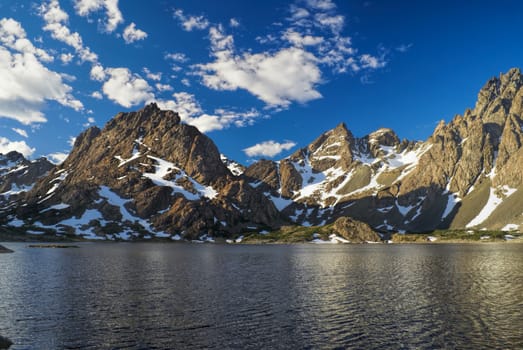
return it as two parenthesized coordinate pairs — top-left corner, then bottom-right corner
(9, 104), (282, 240)
(247, 68), (523, 233)
(3, 68), (523, 239)
(0, 151), (53, 214)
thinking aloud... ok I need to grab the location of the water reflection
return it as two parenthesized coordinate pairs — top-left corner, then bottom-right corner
(0, 243), (521, 349)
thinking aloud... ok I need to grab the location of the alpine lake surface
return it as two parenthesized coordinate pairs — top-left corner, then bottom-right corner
(0, 242), (522, 349)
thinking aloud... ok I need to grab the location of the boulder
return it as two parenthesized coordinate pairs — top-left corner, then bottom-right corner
(332, 216), (381, 243)
(0, 335), (12, 349)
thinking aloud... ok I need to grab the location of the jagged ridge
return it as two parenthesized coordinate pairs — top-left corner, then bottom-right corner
(2, 68), (523, 239)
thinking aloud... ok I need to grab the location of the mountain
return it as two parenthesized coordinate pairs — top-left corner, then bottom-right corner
(0, 151), (53, 213)
(247, 67), (523, 233)
(2, 68), (523, 240)
(6, 104), (282, 240)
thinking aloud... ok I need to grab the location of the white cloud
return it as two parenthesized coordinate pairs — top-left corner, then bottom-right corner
(283, 29), (324, 46)
(181, 78), (191, 87)
(155, 83), (173, 92)
(39, 0), (98, 63)
(68, 136), (76, 147)
(90, 64), (106, 81)
(143, 67), (161, 81)
(47, 152), (68, 164)
(359, 54), (386, 69)
(0, 18), (53, 62)
(12, 128), (28, 138)
(243, 140), (296, 158)
(289, 5), (310, 20)
(306, 0), (336, 10)
(83, 116), (96, 127)
(0, 137), (35, 157)
(0, 19), (83, 124)
(173, 9), (209, 31)
(91, 91), (103, 99)
(73, 0), (123, 32)
(60, 52), (74, 64)
(314, 13), (344, 33)
(396, 43), (413, 53)
(102, 67), (154, 107)
(196, 26), (322, 108)
(156, 92), (260, 133)
(123, 22), (147, 44)
(165, 52), (188, 62)
(229, 18), (240, 27)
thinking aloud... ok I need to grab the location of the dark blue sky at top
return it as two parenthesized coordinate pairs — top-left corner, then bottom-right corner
(0, 0), (522, 164)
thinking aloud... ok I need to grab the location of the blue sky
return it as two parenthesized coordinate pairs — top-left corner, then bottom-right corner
(0, 0), (522, 164)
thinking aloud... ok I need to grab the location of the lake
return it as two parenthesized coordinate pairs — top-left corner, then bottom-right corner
(0, 243), (522, 349)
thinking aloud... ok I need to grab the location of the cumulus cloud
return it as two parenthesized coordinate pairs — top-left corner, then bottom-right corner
(0, 19), (83, 124)
(90, 64), (106, 81)
(156, 92), (260, 133)
(165, 52), (188, 62)
(314, 13), (344, 33)
(123, 22), (147, 44)
(283, 29), (324, 46)
(243, 140), (296, 158)
(102, 67), (154, 107)
(47, 152), (68, 164)
(91, 91), (103, 99)
(0, 137), (35, 157)
(39, 0), (98, 63)
(155, 83), (173, 92)
(196, 26), (322, 108)
(143, 67), (161, 81)
(73, 0), (123, 32)
(0, 18), (53, 62)
(60, 52), (74, 64)
(359, 54), (386, 69)
(173, 9), (209, 31)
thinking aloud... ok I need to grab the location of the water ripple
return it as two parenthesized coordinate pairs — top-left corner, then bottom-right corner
(0, 243), (521, 349)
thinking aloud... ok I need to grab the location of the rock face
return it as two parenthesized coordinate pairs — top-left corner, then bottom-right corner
(331, 217), (381, 243)
(3, 68), (523, 239)
(0, 151), (53, 211)
(8, 104), (282, 240)
(246, 68), (523, 233)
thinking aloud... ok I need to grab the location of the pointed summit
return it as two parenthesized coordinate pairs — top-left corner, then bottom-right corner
(368, 128), (400, 147)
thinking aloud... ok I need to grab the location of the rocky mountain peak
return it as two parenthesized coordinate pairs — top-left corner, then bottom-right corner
(368, 128), (400, 147)
(475, 68), (523, 122)
(0, 151), (26, 169)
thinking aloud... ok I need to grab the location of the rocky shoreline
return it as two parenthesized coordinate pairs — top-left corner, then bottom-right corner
(0, 245), (13, 253)
(0, 335), (12, 349)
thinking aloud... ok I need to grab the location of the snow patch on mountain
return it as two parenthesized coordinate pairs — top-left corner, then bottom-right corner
(466, 186), (517, 227)
(143, 156), (217, 200)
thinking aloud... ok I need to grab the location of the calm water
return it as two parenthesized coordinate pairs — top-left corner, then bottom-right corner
(0, 243), (522, 349)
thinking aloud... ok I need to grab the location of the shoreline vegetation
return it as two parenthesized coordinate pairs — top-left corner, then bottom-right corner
(0, 226), (521, 244)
